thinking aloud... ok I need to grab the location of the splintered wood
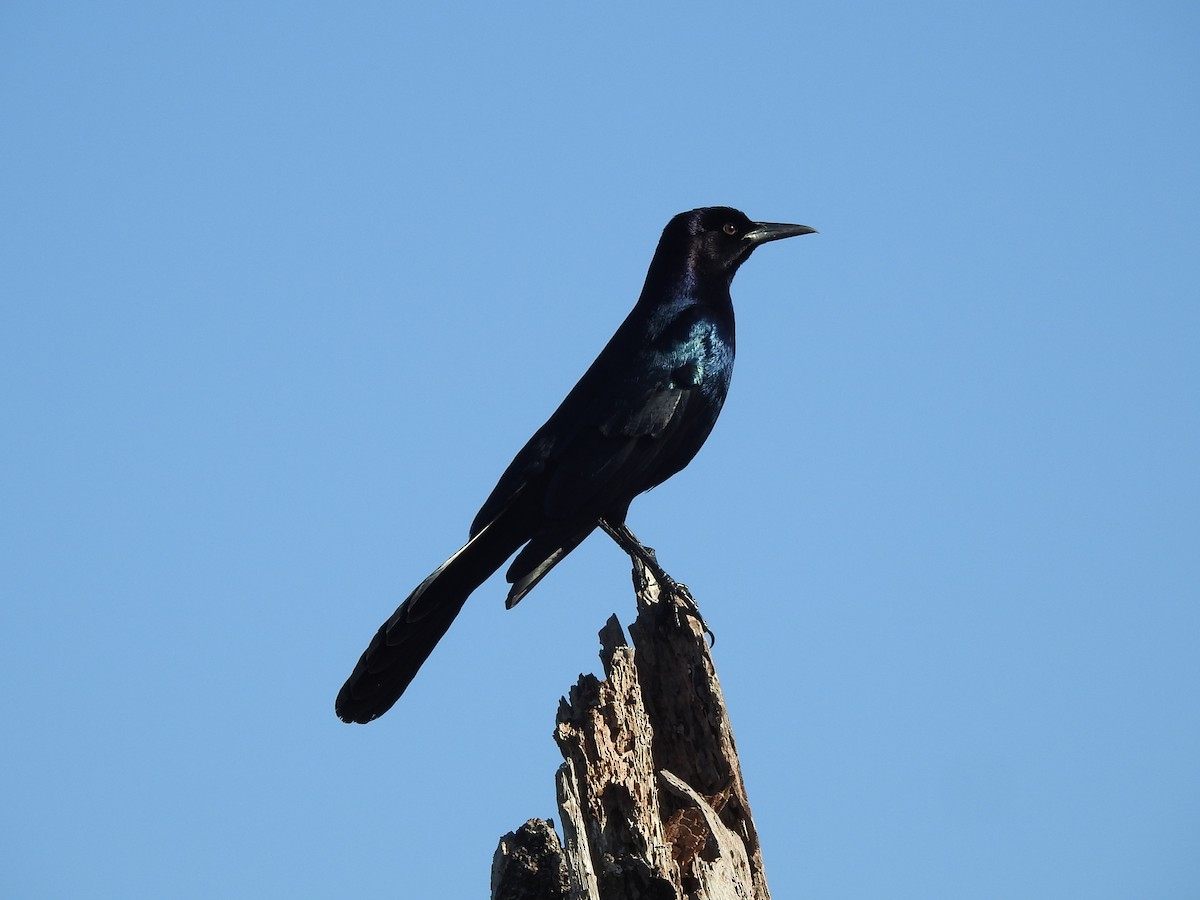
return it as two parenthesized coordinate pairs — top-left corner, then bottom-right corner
(492, 564), (771, 900)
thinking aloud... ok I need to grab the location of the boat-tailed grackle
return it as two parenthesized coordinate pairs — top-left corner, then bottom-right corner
(336, 207), (815, 723)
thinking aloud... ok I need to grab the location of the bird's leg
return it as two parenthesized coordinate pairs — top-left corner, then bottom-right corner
(598, 518), (714, 645)
(597, 518), (676, 590)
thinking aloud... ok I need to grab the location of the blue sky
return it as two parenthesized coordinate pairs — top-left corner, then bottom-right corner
(3, 3), (1198, 897)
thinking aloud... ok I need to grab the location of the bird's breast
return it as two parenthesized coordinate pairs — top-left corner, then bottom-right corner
(649, 313), (734, 400)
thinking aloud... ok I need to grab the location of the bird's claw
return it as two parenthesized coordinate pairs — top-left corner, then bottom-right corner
(596, 517), (715, 646)
(662, 579), (715, 647)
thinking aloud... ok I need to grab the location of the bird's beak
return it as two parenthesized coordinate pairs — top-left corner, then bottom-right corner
(743, 222), (818, 245)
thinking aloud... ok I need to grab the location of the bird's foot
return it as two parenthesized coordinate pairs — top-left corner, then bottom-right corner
(598, 517), (715, 646)
(660, 579), (715, 647)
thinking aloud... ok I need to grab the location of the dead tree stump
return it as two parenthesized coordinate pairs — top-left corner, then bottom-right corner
(491, 562), (771, 900)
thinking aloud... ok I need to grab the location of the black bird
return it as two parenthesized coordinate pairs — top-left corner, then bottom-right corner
(336, 207), (815, 723)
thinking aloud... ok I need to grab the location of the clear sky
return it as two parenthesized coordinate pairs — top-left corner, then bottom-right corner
(3, 3), (1198, 898)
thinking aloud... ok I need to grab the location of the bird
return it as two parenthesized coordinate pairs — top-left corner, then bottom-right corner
(336, 206), (815, 723)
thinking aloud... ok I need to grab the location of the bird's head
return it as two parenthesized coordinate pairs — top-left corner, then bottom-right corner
(664, 206), (817, 283)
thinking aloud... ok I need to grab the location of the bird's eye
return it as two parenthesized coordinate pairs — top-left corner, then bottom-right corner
(722, 222), (738, 236)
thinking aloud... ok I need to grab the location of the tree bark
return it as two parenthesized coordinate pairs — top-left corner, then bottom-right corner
(491, 562), (771, 900)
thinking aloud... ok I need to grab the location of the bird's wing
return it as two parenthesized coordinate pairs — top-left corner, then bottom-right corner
(469, 429), (556, 537)
(470, 375), (700, 535)
(497, 375), (700, 607)
(472, 311), (720, 535)
(541, 369), (707, 521)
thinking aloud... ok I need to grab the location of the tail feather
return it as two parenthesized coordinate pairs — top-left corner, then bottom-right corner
(335, 513), (528, 723)
(504, 524), (596, 609)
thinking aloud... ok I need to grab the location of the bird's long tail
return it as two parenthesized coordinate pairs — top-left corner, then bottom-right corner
(335, 511), (529, 723)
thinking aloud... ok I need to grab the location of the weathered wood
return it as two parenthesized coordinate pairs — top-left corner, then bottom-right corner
(491, 819), (570, 900)
(492, 563), (771, 900)
(626, 574), (770, 900)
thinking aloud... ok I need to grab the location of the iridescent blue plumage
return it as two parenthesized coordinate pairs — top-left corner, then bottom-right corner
(336, 206), (815, 723)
